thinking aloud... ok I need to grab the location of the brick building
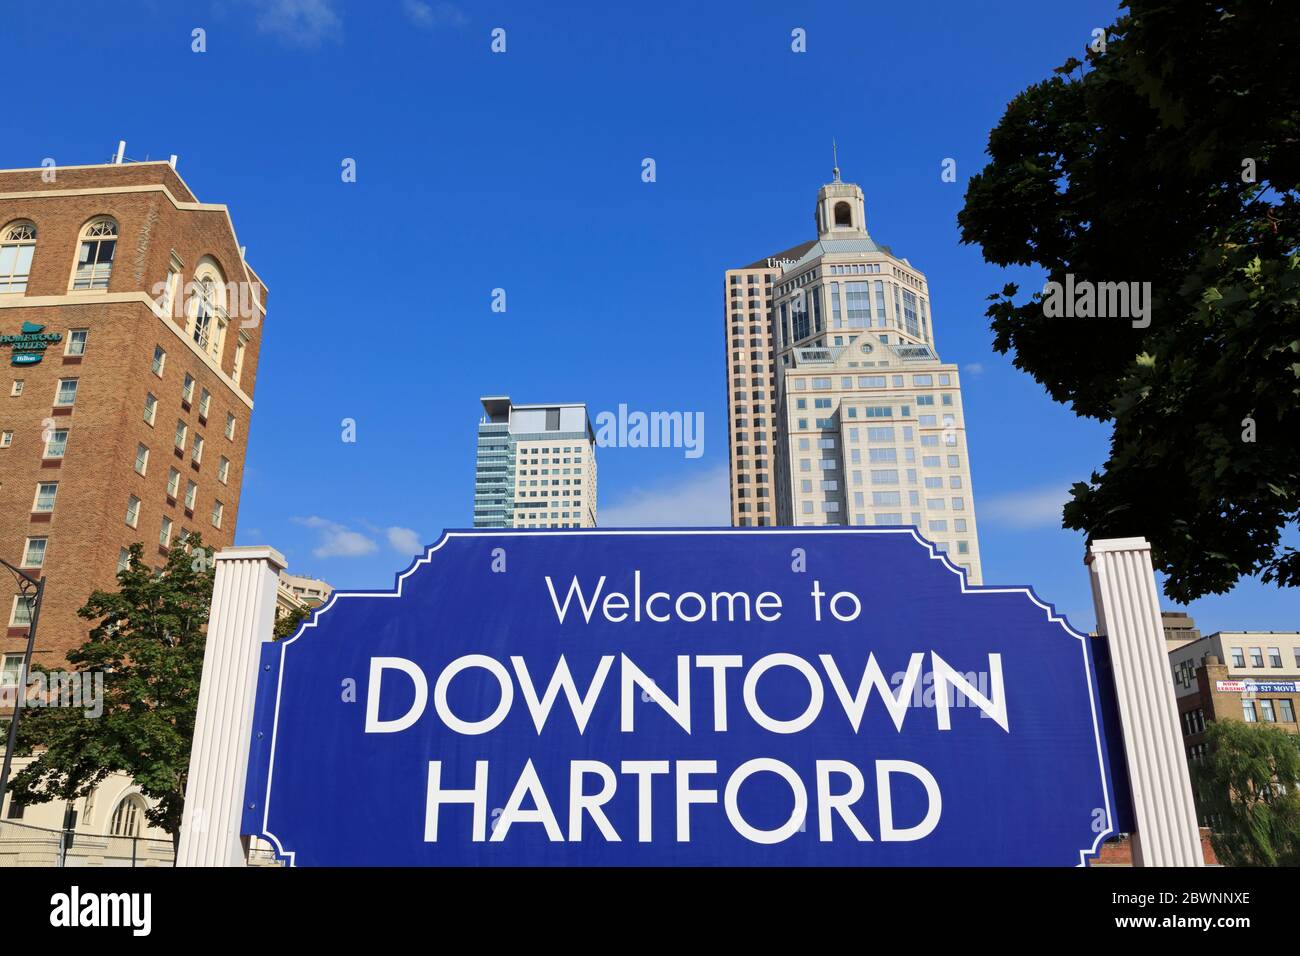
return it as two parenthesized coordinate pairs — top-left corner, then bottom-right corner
(723, 241), (815, 527)
(1170, 629), (1300, 762)
(0, 158), (266, 670)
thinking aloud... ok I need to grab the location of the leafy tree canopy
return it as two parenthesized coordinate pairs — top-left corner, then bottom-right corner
(1191, 719), (1300, 867)
(274, 602), (311, 641)
(10, 534), (215, 842)
(958, 0), (1300, 601)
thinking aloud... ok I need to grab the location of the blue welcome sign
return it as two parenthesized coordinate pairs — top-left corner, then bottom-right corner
(242, 529), (1125, 866)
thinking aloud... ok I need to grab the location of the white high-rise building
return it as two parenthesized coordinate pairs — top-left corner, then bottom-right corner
(473, 396), (597, 529)
(771, 168), (984, 583)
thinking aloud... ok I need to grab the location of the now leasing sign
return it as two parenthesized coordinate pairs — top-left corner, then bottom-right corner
(241, 529), (1123, 866)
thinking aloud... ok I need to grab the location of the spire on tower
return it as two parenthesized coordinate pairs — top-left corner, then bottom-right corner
(832, 138), (841, 183)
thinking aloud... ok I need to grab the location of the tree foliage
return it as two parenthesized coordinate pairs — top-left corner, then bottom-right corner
(10, 534), (215, 842)
(1191, 719), (1300, 867)
(957, 0), (1300, 602)
(274, 602), (311, 640)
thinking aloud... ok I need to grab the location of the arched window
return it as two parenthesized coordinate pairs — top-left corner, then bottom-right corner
(72, 217), (118, 290)
(188, 260), (229, 360)
(0, 221), (37, 293)
(192, 277), (217, 351)
(834, 202), (852, 227)
(109, 795), (144, 837)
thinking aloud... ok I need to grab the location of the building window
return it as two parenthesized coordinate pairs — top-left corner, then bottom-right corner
(109, 797), (144, 838)
(188, 267), (227, 360)
(0, 221), (37, 293)
(43, 429), (68, 458)
(160, 264), (180, 317)
(182, 373), (195, 404)
(199, 388), (211, 419)
(125, 495), (140, 528)
(210, 499), (223, 529)
(54, 379), (78, 407)
(117, 548), (131, 573)
(72, 217), (118, 290)
(1268, 647), (1282, 668)
(1260, 700), (1277, 722)
(190, 279), (214, 351)
(1231, 647), (1245, 667)
(152, 346), (166, 377)
(32, 482), (57, 513)
(224, 412), (236, 440)
(65, 329), (88, 356)
(174, 420), (187, 451)
(167, 468), (180, 499)
(1249, 647), (1263, 667)
(144, 392), (157, 425)
(134, 443), (149, 475)
(21, 537), (46, 568)
(218, 456), (229, 484)
(191, 434), (204, 464)
(0, 431), (11, 448)
(0, 652), (23, 687)
(233, 334), (247, 384)
(10, 379), (22, 396)
(10, 595), (32, 627)
(159, 516), (173, 548)
(184, 480), (197, 510)
(1243, 700), (1257, 722)
(1280, 700), (1296, 723)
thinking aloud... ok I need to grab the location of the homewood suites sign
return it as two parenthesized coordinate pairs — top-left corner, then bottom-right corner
(240, 529), (1127, 866)
(1, 321), (62, 365)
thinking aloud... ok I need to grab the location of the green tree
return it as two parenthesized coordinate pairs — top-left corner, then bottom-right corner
(9, 534), (215, 849)
(1191, 719), (1300, 866)
(274, 602), (310, 640)
(957, 0), (1300, 602)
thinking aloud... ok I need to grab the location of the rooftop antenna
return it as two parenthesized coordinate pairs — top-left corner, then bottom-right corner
(832, 138), (841, 183)
(114, 140), (126, 164)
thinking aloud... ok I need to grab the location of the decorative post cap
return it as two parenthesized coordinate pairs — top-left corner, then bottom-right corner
(214, 545), (287, 572)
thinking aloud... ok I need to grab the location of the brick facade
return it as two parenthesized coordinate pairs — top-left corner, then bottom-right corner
(0, 162), (265, 667)
(1091, 830), (1219, 866)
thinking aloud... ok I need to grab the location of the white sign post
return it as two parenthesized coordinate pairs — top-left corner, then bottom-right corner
(176, 546), (284, 867)
(1087, 537), (1204, 866)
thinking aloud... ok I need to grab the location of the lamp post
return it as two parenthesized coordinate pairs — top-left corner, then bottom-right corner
(0, 558), (45, 816)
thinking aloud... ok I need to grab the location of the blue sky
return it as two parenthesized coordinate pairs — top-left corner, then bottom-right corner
(7, 0), (1295, 634)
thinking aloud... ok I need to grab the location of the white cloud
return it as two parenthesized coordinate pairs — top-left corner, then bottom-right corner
(251, 0), (342, 48)
(963, 362), (985, 377)
(293, 516), (378, 558)
(386, 526), (423, 555)
(403, 0), (467, 28)
(978, 484), (1072, 530)
(599, 465), (730, 527)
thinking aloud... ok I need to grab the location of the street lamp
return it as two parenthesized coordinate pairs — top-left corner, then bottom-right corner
(0, 557), (45, 816)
